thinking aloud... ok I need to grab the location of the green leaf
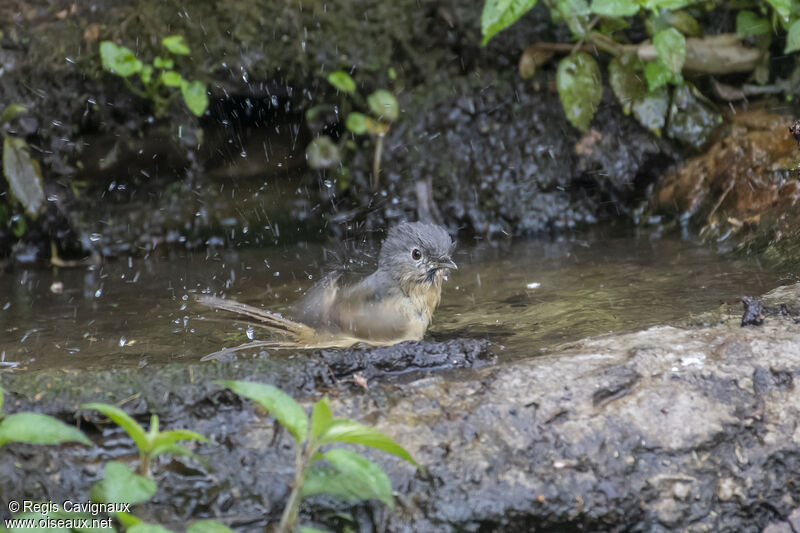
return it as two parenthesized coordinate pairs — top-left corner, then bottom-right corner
(140, 65), (154, 85)
(653, 28), (685, 74)
(115, 512), (142, 528)
(299, 528), (332, 533)
(7, 511), (72, 532)
(481, 0), (539, 45)
(323, 449), (393, 506)
(664, 11), (701, 37)
(3, 136), (45, 219)
(557, 0), (591, 35)
(128, 524), (176, 533)
(215, 381), (308, 444)
(150, 442), (196, 459)
(0, 412), (91, 447)
(736, 11), (770, 37)
(345, 113), (368, 134)
(150, 428), (208, 457)
(310, 397), (333, 441)
(160, 71), (183, 87)
(608, 54), (647, 114)
(90, 461), (157, 505)
(181, 80), (209, 117)
(632, 85), (669, 136)
(644, 60), (673, 91)
(99, 41), (142, 77)
(153, 56), (174, 69)
(82, 403), (148, 452)
(302, 460), (391, 506)
(765, 0), (791, 21)
(186, 521), (234, 533)
(367, 90), (399, 122)
(327, 71), (356, 93)
(318, 419), (417, 465)
(162, 35), (191, 55)
(0, 387), (4, 413)
(306, 136), (341, 168)
(641, 0), (694, 10)
(590, 0), (639, 17)
(556, 53), (602, 132)
(785, 19), (800, 53)
(0, 104), (26, 125)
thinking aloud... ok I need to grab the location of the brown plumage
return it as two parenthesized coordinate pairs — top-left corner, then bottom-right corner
(197, 222), (456, 360)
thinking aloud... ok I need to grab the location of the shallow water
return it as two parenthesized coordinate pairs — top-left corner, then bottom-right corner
(0, 231), (790, 372)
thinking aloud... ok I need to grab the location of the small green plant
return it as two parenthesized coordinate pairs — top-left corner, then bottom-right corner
(480, 0), (797, 143)
(305, 70), (399, 189)
(100, 35), (209, 118)
(81, 403), (208, 477)
(1, 104), (45, 240)
(0, 387), (90, 448)
(216, 380), (417, 533)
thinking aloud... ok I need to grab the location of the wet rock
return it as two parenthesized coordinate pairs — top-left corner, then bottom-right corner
(742, 296), (765, 326)
(4, 284), (800, 531)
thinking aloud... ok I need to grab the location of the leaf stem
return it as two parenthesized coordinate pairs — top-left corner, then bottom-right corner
(276, 442), (316, 533)
(372, 133), (385, 190)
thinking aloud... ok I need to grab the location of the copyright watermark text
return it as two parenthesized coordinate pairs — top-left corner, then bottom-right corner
(5, 500), (127, 529)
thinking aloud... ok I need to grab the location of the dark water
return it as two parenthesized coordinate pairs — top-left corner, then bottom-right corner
(0, 232), (791, 372)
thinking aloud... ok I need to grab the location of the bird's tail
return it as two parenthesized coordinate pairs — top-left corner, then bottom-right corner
(195, 295), (319, 360)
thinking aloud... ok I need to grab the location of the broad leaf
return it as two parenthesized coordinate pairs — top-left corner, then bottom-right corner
(327, 71), (356, 94)
(99, 41), (142, 77)
(736, 11), (770, 37)
(302, 464), (390, 505)
(653, 28), (685, 74)
(186, 521), (234, 533)
(323, 449), (393, 507)
(0, 412), (91, 447)
(765, 0), (791, 21)
(306, 136), (340, 168)
(162, 35), (191, 55)
(345, 113), (367, 134)
(367, 90), (399, 122)
(481, 0), (539, 45)
(90, 461), (157, 505)
(786, 19), (800, 53)
(556, 53), (602, 132)
(115, 512), (142, 528)
(181, 80), (209, 117)
(82, 403), (148, 452)
(557, 0), (591, 35)
(318, 419), (416, 465)
(632, 86), (669, 136)
(299, 528), (332, 533)
(590, 0), (639, 17)
(3, 136), (45, 219)
(608, 54), (646, 114)
(310, 397), (333, 441)
(128, 524), (176, 533)
(0, 104), (26, 125)
(641, 0), (695, 10)
(643, 60), (673, 91)
(160, 71), (183, 87)
(150, 428), (208, 458)
(215, 381), (308, 444)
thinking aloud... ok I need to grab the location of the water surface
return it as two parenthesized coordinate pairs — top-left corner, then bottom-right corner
(0, 232), (789, 372)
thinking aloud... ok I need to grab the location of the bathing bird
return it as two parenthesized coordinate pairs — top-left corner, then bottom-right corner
(197, 222), (456, 360)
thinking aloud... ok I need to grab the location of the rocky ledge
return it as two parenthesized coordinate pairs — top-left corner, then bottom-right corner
(2, 285), (800, 532)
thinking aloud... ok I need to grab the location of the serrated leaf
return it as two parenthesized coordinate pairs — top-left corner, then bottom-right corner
(556, 53), (602, 132)
(162, 35), (190, 55)
(481, 0), (539, 45)
(215, 381), (308, 444)
(3, 136), (45, 219)
(0, 104), (26, 125)
(345, 112), (368, 134)
(736, 11), (770, 37)
(318, 419), (417, 465)
(90, 461), (156, 505)
(0, 412), (91, 447)
(644, 60), (673, 91)
(160, 71), (183, 87)
(632, 85), (669, 136)
(310, 397), (333, 441)
(181, 80), (209, 117)
(367, 90), (399, 122)
(590, 0), (639, 17)
(327, 71), (356, 93)
(99, 41), (142, 77)
(186, 521), (234, 533)
(653, 28), (685, 74)
(82, 403), (148, 452)
(609, 54), (647, 114)
(785, 19), (800, 53)
(306, 136), (340, 169)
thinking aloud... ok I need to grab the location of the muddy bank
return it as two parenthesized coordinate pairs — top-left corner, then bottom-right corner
(3, 284), (800, 531)
(0, 0), (680, 262)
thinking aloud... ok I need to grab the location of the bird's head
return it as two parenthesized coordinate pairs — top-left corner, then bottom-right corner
(379, 222), (457, 290)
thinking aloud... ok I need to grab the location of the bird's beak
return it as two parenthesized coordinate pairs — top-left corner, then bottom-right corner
(438, 257), (458, 270)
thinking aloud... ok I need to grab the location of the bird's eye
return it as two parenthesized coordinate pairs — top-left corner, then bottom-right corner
(411, 248), (422, 260)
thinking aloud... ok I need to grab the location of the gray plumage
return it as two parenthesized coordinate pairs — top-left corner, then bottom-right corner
(197, 222), (456, 359)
